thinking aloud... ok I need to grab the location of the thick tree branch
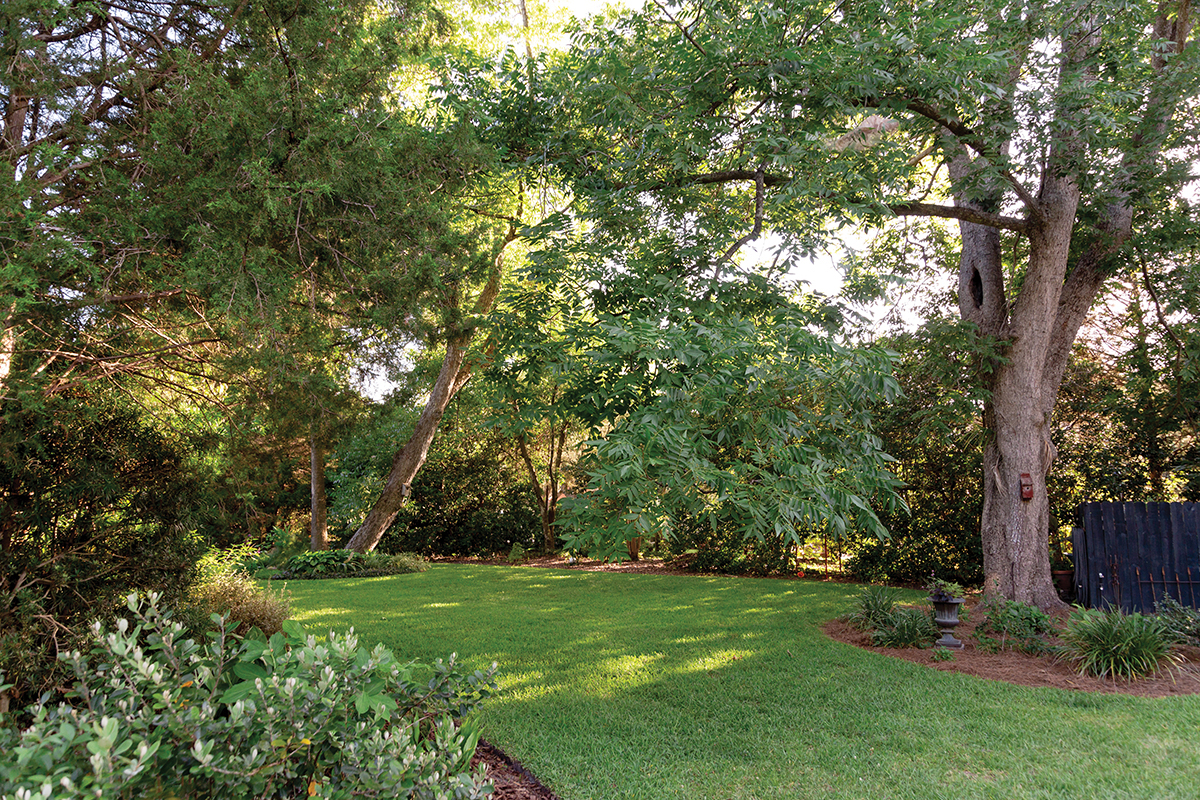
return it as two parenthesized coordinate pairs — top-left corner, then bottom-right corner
(716, 167), (766, 266)
(889, 200), (1027, 233)
(607, 168), (789, 192)
(902, 97), (1043, 216)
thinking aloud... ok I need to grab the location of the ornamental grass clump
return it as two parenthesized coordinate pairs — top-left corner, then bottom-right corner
(845, 585), (939, 648)
(845, 585), (902, 631)
(0, 593), (497, 800)
(1058, 607), (1181, 680)
(189, 571), (291, 637)
(870, 606), (940, 649)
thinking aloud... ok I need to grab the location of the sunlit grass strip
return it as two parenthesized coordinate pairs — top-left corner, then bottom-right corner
(287, 566), (1200, 800)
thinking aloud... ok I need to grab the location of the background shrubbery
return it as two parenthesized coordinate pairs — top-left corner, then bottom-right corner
(278, 549), (429, 580)
(667, 515), (794, 577)
(329, 400), (541, 558)
(0, 395), (204, 707)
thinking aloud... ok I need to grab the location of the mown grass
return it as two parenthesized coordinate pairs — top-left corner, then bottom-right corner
(286, 565), (1200, 800)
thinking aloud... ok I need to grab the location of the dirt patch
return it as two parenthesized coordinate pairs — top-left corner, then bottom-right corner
(473, 739), (560, 800)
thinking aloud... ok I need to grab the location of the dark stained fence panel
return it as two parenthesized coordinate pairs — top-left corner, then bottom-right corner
(1075, 502), (1200, 613)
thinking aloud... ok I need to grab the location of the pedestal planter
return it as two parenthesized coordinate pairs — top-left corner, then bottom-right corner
(931, 598), (965, 649)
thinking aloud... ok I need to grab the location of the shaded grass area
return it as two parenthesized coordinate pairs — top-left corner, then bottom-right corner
(287, 565), (1200, 800)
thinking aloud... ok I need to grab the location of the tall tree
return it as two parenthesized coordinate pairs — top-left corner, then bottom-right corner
(1, 0), (252, 403)
(553, 0), (1197, 604)
(2, 0), (508, 560)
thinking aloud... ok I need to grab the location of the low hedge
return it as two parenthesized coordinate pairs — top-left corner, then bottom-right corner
(277, 550), (429, 580)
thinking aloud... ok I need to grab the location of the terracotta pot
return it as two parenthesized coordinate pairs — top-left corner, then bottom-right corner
(1052, 569), (1074, 597)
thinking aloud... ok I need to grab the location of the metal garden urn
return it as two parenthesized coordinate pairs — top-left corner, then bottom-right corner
(931, 598), (965, 649)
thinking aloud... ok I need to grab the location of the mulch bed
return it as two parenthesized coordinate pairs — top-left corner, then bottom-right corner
(450, 556), (1200, 798)
(823, 601), (1200, 698)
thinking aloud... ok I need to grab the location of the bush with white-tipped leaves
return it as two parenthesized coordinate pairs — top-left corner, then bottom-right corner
(0, 594), (497, 800)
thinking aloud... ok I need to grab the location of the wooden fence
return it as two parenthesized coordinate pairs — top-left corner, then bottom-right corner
(1073, 502), (1200, 613)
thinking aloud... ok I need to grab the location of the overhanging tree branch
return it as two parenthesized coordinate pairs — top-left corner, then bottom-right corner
(888, 200), (1028, 233)
(901, 97), (1044, 217)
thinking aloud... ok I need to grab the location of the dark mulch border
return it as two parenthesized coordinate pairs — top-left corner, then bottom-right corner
(474, 739), (561, 800)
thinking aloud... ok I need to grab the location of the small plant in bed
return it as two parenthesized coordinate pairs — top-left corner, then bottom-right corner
(1155, 594), (1200, 646)
(846, 585), (903, 631)
(279, 549), (429, 579)
(973, 596), (1054, 655)
(1058, 607), (1181, 679)
(924, 575), (964, 603)
(845, 586), (939, 648)
(871, 606), (940, 648)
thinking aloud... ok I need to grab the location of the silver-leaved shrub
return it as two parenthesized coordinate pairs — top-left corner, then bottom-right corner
(0, 593), (498, 800)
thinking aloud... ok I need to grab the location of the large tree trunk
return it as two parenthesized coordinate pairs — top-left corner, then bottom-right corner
(953, 6), (1192, 608)
(977, 195), (1079, 608)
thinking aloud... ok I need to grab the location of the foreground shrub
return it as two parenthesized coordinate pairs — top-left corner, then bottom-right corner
(280, 549), (429, 580)
(1155, 595), (1200, 646)
(973, 596), (1055, 655)
(0, 594), (497, 800)
(1058, 607), (1181, 679)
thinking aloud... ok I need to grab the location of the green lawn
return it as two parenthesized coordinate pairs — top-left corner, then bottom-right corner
(286, 564), (1200, 800)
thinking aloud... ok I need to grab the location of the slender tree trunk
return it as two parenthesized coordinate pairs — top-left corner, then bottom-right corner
(345, 221), (516, 553)
(515, 433), (551, 549)
(548, 422), (566, 551)
(345, 335), (473, 552)
(310, 422), (329, 551)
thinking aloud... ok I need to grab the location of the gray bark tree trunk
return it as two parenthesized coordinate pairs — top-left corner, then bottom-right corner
(310, 423), (329, 551)
(952, 7), (1192, 607)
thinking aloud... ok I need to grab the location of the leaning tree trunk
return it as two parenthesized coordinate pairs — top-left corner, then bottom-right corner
(344, 336), (472, 553)
(344, 222), (516, 553)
